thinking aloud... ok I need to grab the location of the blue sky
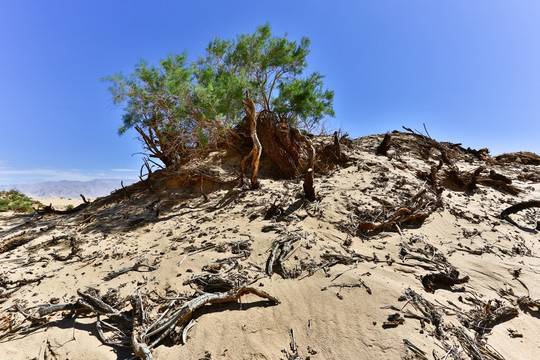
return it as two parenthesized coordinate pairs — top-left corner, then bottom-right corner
(1, 1), (539, 185)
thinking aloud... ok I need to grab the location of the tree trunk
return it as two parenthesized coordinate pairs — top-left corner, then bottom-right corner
(256, 110), (310, 179)
(243, 98), (261, 188)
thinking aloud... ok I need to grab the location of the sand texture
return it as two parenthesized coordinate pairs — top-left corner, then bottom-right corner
(1, 132), (540, 360)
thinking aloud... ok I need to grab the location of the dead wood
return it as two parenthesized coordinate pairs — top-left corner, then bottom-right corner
(38, 290), (127, 321)
(314, 132), (350, 173)
(181, 318), (197, 344)
(239, 148), (254, 187)
(357, 187), (440, 233)
(400, 286), (509, 358)
(459, 298), (518, 336)
(382, 313), (405, 328)
(402, 339), (428, 360)
(256, 110), (301, 179)
(421, 271), (469, 293)
(417, 160), (444, 192)
(1, 275), (48, 290)
(266, 236), (300, 278)
(264, 201), (285, 220)
(50, 236), (80, 261)
(489, 170), (512, 184)
(442, 166), (477, 192)
(404, 288), (445, 338)
(402, 126), (453, 165)
(517, 296), (540, 311)
(452, 327), (506, 360)
(144, 287), (279, 348)
(131, 292), (153, 360)
(320, 252), (377, 265)
(104, 263), (158, 281)
(0, 233), (37, 254)
(243, 97), (261, 188)
(438, 165), (520, 195)
(477, 178), (520, 195)
(495, 151), (540, 166)
(507, 328), (523, 338)
(376, 134), (392, 156)
(303, 138), (316, 201)
(321, 279), (372, 295)
(33, 286), (278, 359)
(183, 273), (247, 293)
(500, 200), (540, 227)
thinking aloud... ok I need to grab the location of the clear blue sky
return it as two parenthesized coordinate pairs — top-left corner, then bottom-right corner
(1, 0), (539, 185)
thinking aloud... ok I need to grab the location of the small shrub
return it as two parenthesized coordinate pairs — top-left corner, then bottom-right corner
(0, 189), (44, 213)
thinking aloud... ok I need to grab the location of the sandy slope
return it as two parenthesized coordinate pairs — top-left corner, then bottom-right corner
(1, 133), (539, 360)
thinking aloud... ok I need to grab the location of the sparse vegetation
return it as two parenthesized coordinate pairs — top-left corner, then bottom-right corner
(0, 189), (43, 213)
(105, 23), (334, 168)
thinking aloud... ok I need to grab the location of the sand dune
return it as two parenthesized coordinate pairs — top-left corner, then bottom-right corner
(1, 132), (539, 360)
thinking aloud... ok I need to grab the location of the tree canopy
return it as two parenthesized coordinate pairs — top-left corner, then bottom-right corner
(105, 23), (334, 167)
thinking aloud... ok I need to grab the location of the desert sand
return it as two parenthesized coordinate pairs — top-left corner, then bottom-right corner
(1, 132), (539, 360)
(37, 198), (85, 210)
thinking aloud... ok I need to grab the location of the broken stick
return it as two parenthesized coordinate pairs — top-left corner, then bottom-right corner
(500, 200), (540, 228)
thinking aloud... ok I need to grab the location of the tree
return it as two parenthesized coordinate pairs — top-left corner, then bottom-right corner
(105, 23), (334, 168)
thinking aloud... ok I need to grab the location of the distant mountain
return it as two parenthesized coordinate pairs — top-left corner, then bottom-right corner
(0, 179), (137, 199)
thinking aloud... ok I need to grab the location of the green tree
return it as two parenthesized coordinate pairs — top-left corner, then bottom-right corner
(105, 23), (334, 167)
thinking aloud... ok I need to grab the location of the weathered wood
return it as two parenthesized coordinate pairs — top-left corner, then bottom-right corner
(266, 236), (300, 278)
(38, 302), (84, 317)
(376, 134), (392, 156)
(257, 110), (296, 178)
(146, 287), (279, 348)
(104, 263), (157, 281)
(303, 138), (316, 201)
(131, 292), (153, 360)
(0, 234), (37, 254)
(303, 168), (315, 202)
(421, 272), (469, 293)
(500, 200), (540, 227)
(243, 97), (261, 188)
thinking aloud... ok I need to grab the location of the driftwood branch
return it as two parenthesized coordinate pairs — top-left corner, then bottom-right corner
(104, 263), (158, 281)
(131, 292), (153, 360)
(266, 236), (300, 278)
(322, 279), (372, 295)
(35, 286), (278, 359)
(500, 200), (540, 228)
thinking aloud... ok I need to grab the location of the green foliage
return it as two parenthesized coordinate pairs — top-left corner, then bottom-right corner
(0, 189), (43, 213)
(105, 23), (334, 166)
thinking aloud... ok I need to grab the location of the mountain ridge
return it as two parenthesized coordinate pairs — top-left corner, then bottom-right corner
(0, 178), (136, 199)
